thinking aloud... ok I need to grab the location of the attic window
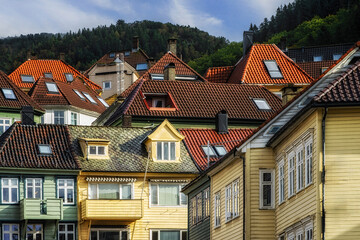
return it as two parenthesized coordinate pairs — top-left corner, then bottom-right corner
(156, 142), (176, 161)
(21, 75), (34, 83)
(73, 89), (85, 100)
(2, 88), (16, 100)
(264, 60), (283, 78)
(82, 92), (97, 104)
(214, 145), (227, 156)
(109, 52), (115, 58)
(253, 99), (271, 110)
(64, 73), (74, 82)
(44, 72), (53, 78)
(38, 144), (52, 155)
(97, 96), (109, 107)
(89, 146), (106, 156)
(136, 63), (148, 71)
(143, 93), (177, 111)
(201, 146), (217, 158)
(45, 82), (59, 94)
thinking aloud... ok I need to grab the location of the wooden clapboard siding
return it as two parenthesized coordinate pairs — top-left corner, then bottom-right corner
(210, 157), (244, 240)
(274, 110), (320, 237)
(324, 107), (360, 239)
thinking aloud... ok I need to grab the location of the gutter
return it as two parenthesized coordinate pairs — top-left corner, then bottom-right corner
(321, 107), (328, 240)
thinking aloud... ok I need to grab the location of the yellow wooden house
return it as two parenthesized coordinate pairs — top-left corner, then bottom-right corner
(68, 120), (198, 240)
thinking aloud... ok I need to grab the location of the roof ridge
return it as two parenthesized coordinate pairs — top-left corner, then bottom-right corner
(241, 45), (253, 83)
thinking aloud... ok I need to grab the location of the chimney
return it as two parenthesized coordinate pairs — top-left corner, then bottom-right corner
(281, 84), (302, 105)
(243, 31), (254, 57)
(27, 51), (36, 60)
(114, 53), (125, 95)
(132, 36), (140, 52)
(21, 106), (35, 125)
(167, 38), (177, 56)
(278, 37), (287, 51)
(215, 110), (228, 134)
(164, 63), (175, 81)
(122, 115), (132, 127)
(59, 53), (65, 61)
(147, 58), (156, 69)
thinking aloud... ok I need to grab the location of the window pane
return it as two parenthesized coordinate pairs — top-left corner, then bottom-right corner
(27, 186), (33, 198)
(3, 224), (10, 231)
(89, 146), (96, 155)
(121, 231), (128, 240)
(160, 231), (180, 240)
(170, 142), (175, 160)
(263, 185), (272, 206)
(68, 234), (74, 240)
(67, 190), (74, 203)
(35, 187), (41, 198)
(45, 82), (59, 93)
(3, 188), (9, 202)
(214, 146), (227, 156)
(182, 231), (187, 240)
(59, 233), (65, 240)
(99, 231), (119, 239)
(98, 146), (105, 155)
(164, 142), (169, 160)
(90, 231), (98, 240)
(11, 188), (17, 202)
(67, 224), (74, 231)
(59, 189), (65, 199)
(151, 185), (158, 204)
(12, 234), (18, 240)
(263, 172), (272, 181)
(59, 224), (65, 231)
(152, 231), (159, 240)
(98, 184), (119, 199)
(121, 185), (132, 199)
(89, 184), (97, 199)
(159, 185), (179, 206)
(157, 142), (162, 160)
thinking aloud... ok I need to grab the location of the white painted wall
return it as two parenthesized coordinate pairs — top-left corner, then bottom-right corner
(41, 108), (98, 126)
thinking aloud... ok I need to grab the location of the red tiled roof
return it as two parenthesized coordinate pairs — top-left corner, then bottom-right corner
(29, 77), (107, 114)
(180, 128), (254, 171)
(9, 60), (101, 91)
(228, 44), (313, 85)
(204, 66), (234, 83)
(0, 123), (79, 169)
(0, 71), (43, 112)
(297, 60), (337, 79)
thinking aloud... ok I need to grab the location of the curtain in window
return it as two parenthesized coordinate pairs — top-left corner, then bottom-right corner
(160, 231), (180, 240)
(98, 184), (119, 199)
(159, 185), (179, 205)
(121, 185), (132, 199)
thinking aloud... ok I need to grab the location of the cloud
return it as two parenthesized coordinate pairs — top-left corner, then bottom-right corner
(246, 0), (293, 19)
(88, 0), (136, 17)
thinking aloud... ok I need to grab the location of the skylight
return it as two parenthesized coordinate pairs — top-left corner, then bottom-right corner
(201, 146), (217, 157)
(45, 82), (59, 94)
(44, 72), (53, 78)
(38, 144), (52, 155)
(73, 89), (85, 100)
(266, 125), (282, 135)
(136, 63), (148, 71)
(264, 60), (283, 78)
(21, 75), (35, 83)
(313, 56), (323, 62)
(83, 92), (97, 104)
(109, 52), (115, 58)
(253, 99), (271, 110)
(1, 88), (16, 100)
(64, 73), (74, 82)
(97, 96), (109, 107)
(214, 145), (227, 156)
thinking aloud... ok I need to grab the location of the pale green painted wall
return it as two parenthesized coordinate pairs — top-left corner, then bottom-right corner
(0, 111), (42, 124)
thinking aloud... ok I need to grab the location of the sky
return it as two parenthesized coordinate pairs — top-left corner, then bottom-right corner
(0, 0), (293, 42)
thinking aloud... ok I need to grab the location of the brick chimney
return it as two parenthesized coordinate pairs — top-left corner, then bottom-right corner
(243, 31), (254, 57)
(164, 63), (175, 81)
(132, 36), (139, 52)
(167, 38), (177, 56)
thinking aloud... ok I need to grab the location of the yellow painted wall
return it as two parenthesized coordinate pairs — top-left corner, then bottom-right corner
(210, 157), (244, 240)
(324, 107), (360, 239)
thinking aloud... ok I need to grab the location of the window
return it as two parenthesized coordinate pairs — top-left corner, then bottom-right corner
(54, 110), (65, 124)
(26, 224), (43, 240)
(225, 184), (232, 222)
(305, 140), (313, 186)
(191, 197), (196, 226)
(73, 90), (85, 100)
(44, 72), (53, 78)
(150, 184), (186, 206)
(225, 179), (239, 222)
(2, 224), (19, 240)
(103, 81), (111, 90)
(38, 144), (52, 155)
(232, 179), (239, 218)
(97, 96), (109, 107)
(321, 67), (328, 73)
(201, 146), (217, 158)
(45, 82), (59, 94)
(2, 88), (16, 100)
(264, 60), (283, 78)
(156, 142), (176, 161)
(305, 227), (313, 240)
(58, 223), (75, 240)
(287, 233), (295, 240)
(124, 51), (130, 57)
(274, 92), (282, 99)
(21, 75), (35, 83)
(82, 92), (97, 104)
(259, 169), (274, 209)
(313, 56), (322, 62)
(333, 54), (342, 60)
(58, 179), (74, 204)
(214, 191), (221, 227)
(0, 119), (11, 134)
(71, 112), (78, 125)
(296, 146), (304, 191)
(278, 160), (285, 204)
(1, 178), (18, 204)
(91, 229), (128, 240)
(64, 73), (74, 82)
(296, 231), (304, 240)
(214, 145), (227, 156)
(136, 63), (148, 71)
(26, 178), (42, 199)
(196, 192), (202, 222)
(203, 187), (210, 218)
(89, 183), (132, 200)
(253, 99), (271, 110)
(109, 52), (115, 58)
(152, 98), (165, 108)
(88, 145), (106, 156)
(151, 230), (187, 240)
(288, 152), (295, 198)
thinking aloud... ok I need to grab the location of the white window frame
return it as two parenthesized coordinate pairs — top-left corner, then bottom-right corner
(149, 183), (187, 207)
(97, 96), (109, 107)
(278, 159), (285, 204)
(150, 229), (187, 240)
(156, 142), (176, 161)
(264, 60), (284, 78)
(88, 145), (106, 156)
(152, 97), (165, 108)
(196, 192), (202, 223)
(305, 223), (313, 240)
(2, 224), (19, 240)
(2, 88), (17, 100)
(26, 224), (43, 240)
(88, 182), (133, 200)
(54, 110), (65, 124)
(288, 152), (295, 198)
(296, 145), (304, 192)
(1, 178), (18, 204)
(82, 92), (97, 104)
(58, 223), (75, 240)
(0, 118), (11, 134)
(26, 178), (42, 199)
(232, 179), (239, 218)
(287, 232), (295, 240)
(296, 229), (304, 240)
(103, 81), (111, 90)
(90, 228), (129, 240)
(203, 187), (210, 218)
(225, 184), (232, 222)
(305, 139), (313, 186)
(259, 169), (275, 209)
(73, 89), (85, 100)
(57, 179), (75, 205)
(214, 191), (221, 228)
(70, 112), (78, 125)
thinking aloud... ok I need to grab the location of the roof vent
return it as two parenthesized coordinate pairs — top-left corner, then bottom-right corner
(215, 110), (228, 134)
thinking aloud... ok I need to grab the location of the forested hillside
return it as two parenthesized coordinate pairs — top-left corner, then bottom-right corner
(0, 20), (227, 74)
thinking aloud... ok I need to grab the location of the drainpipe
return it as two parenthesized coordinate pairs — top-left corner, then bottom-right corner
(241, 155), (246, 240)
(321, 107), (328, 240)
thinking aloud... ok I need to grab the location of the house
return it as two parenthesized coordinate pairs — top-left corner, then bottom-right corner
(205, 31), (313, 102)
(0, 120), (79, 240)
(68, 119), (198, 240)
(8, 59), (101, 93)
(94, 51), (282, 128)
(28, 77), (108, 125)
(0, 71), (44, 133)
(183, 41), (360, 239)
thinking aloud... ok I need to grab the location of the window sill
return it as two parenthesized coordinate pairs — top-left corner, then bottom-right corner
(214, 225), (221, 230)
(225, 214), (240, 224)
(259, 206), (275, 210)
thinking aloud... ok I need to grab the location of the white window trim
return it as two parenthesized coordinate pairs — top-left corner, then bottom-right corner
(232, 179), (239, 218)
(57, 179), (75, 205)
(259, 169), (275, 209)
(214, 191), (221, 228)
(296, 145), (304, 192)
(70, 112), (78, 125)
(225, 184), (232, 222)
(0, 118), (12, 134)
(151, 97), (165, 108)
(156, 142), (176, 161)
(287, 232), (295, 240)
(88, 182), (133, 200)
(102, 81), (112, 90)
(288, 152), (295, 198)
(88, 145), (107, 156)
(91, 228), (129, 240)
(203, 187), (210, 218)
(53, 110), (65, 125)
(296, 229), (304, 240)
(278, 159), (285, 204)
(58, 223), (75, 240)
(2, 224), (19, 240)
(26, 178), (42, 199)
(196, 192), (202, 223)
(150, 229), (187, 240)
(1, 178), (18, 204)
(149, 183), (187, 207)
(305, 222), (313, 240)
(305, 139), (313, 187)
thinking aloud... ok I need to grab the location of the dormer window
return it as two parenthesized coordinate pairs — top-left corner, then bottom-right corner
(2, 88), (16, 100)
(64, 73), (74, 82)
(253, 99), (271, 110)
(73, 89), (85, 100)
(264, 60), (283, 78)
(44, 73), (53, 78)
(89, 146), (105, 156)
(156, 142), (176, 160)
(82, 92), (97, 104)
(143, 93), (177, 111)
(153, 98), (165, 108)
(38, 144), (52, 155)
(45, 82), (59, 94)
(78, 138), (109, 159)
(21, 75), (34, 83)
